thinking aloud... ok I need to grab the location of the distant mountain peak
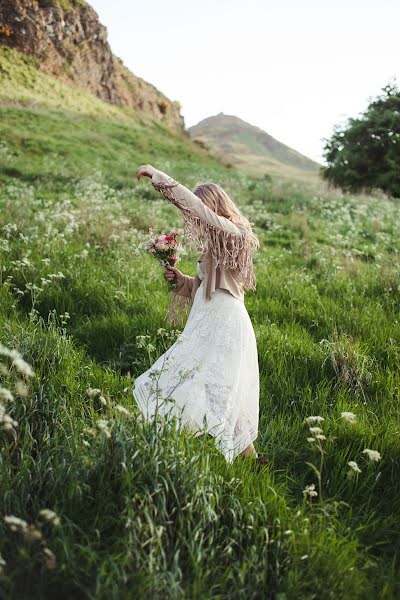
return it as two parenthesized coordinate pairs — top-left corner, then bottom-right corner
(189, 113), (321, 180)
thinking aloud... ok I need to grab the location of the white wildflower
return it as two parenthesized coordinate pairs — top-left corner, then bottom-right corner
(2, 414), (18, 430)
(38, 509), (60, 526)
(341, 411), (357, 425)
(0, 343), (20, 358)
(4, 515), (28, 531)
(0, 363), (9, 377)
(303, 484), (318, 498)
(43, 547), (56, 570)
(304, 416), (325, 425)
(0, 552), (5, 575)
(309, 427), (324, 436)
(115, 404), (130, 416)
(15, 380), (29, 398)
(362, 449), (381, 462)
(97, 419), (111, 438)
(348, 461), (361, 473)
(0, 387), (14, 402)
(24, 525), (43, 543)
(136, 335), (150, 348)
(87, 387), (102, 398)
(316, 434), (326, 440)
(12, 357), (35, 378)
(307, 437), (316, 443)
(82, 427), (97, 437)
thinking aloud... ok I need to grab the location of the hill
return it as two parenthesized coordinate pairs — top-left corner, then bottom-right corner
(189, 112), (322, 181)
(0, 0), (185, 133)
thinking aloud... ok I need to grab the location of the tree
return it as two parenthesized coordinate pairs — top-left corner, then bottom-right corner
(321, 82), (400, 198)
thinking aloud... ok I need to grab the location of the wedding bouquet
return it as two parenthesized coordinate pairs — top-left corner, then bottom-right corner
(146, 231), (181, 288)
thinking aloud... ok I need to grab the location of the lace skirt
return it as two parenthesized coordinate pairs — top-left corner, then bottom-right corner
(133, 281), (259, 462)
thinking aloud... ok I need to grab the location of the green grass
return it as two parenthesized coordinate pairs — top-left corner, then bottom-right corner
(37, 0), (86, 10)
(0, 48), (400, 599)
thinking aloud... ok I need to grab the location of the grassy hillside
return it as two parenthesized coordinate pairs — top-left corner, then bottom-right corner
(0, 46), (128, 122)
(1, 47), (400, 599)
(189, 112), (322, 183)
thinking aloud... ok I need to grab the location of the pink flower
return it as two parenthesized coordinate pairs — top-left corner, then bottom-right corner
(155, 241), (166, 251)
(165, 235), (174, 242)
(171, 231), (180, 236)
(158, 235), (167, 241)
(146, 239), (155, 248)
(170, 257), (177, 264)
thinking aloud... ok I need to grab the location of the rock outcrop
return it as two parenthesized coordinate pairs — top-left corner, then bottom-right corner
(0, 0), (186, 134)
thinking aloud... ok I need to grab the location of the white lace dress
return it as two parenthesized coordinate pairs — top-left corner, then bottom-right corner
(133, 261), (259, 462)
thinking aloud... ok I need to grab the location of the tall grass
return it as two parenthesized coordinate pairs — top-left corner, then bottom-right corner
(0, 95), (399, 597)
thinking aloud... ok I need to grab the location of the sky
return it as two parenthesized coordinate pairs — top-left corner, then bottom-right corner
(89, 0), (400, 164)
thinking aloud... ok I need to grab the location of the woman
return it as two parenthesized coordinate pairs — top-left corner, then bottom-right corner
(133, 164), (268, 465)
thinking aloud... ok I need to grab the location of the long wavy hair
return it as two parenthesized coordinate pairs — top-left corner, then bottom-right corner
(190, 182), (260, 290)
(193, 182), (260, 251)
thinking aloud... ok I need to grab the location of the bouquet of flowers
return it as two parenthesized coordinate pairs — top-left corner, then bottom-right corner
(146, 231), (181, 288)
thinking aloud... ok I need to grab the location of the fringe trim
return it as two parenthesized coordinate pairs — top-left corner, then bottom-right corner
(166, 289), (193, 326)
(153, 178), (258, 291)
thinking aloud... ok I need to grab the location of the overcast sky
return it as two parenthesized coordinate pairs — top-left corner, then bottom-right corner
(89, 0), (399, 164)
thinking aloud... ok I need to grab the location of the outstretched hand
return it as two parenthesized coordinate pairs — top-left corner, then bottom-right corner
(136, 164), (156, 181)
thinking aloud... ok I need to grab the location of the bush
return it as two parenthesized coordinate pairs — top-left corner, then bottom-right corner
(321, 82), (400, 198)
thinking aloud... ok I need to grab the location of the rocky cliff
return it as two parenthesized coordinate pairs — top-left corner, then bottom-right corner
(0, 0), (186, 134)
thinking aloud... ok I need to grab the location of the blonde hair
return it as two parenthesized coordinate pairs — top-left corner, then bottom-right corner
(192, 182), (260, 290)
(193, 181), (259, 252)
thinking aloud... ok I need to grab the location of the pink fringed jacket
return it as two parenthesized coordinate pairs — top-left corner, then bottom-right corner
(151, 168), (258, 324)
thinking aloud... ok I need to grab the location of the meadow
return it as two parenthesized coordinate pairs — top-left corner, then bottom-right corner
(1, 49), (400, 599)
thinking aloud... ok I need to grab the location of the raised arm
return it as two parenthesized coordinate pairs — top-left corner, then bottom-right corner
(150, 168), (244, 236)
(136, 164), (255, 280)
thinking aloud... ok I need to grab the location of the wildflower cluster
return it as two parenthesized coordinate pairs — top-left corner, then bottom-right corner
(3, 508), (60, 573)
(0, 343), (35, 433)
(303, 415), (328, 501)
(302, 411), (382, 498)
(303, 483), (318, 498)
(347, 448), (382, 476)
(0, 176), (150, 327)
(135, 329), (182, 369)
(340, 411), (357, 425)
(82, 386), (135, 446)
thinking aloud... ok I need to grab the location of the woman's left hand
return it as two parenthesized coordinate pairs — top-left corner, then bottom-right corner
(136, 164), (156, 181)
